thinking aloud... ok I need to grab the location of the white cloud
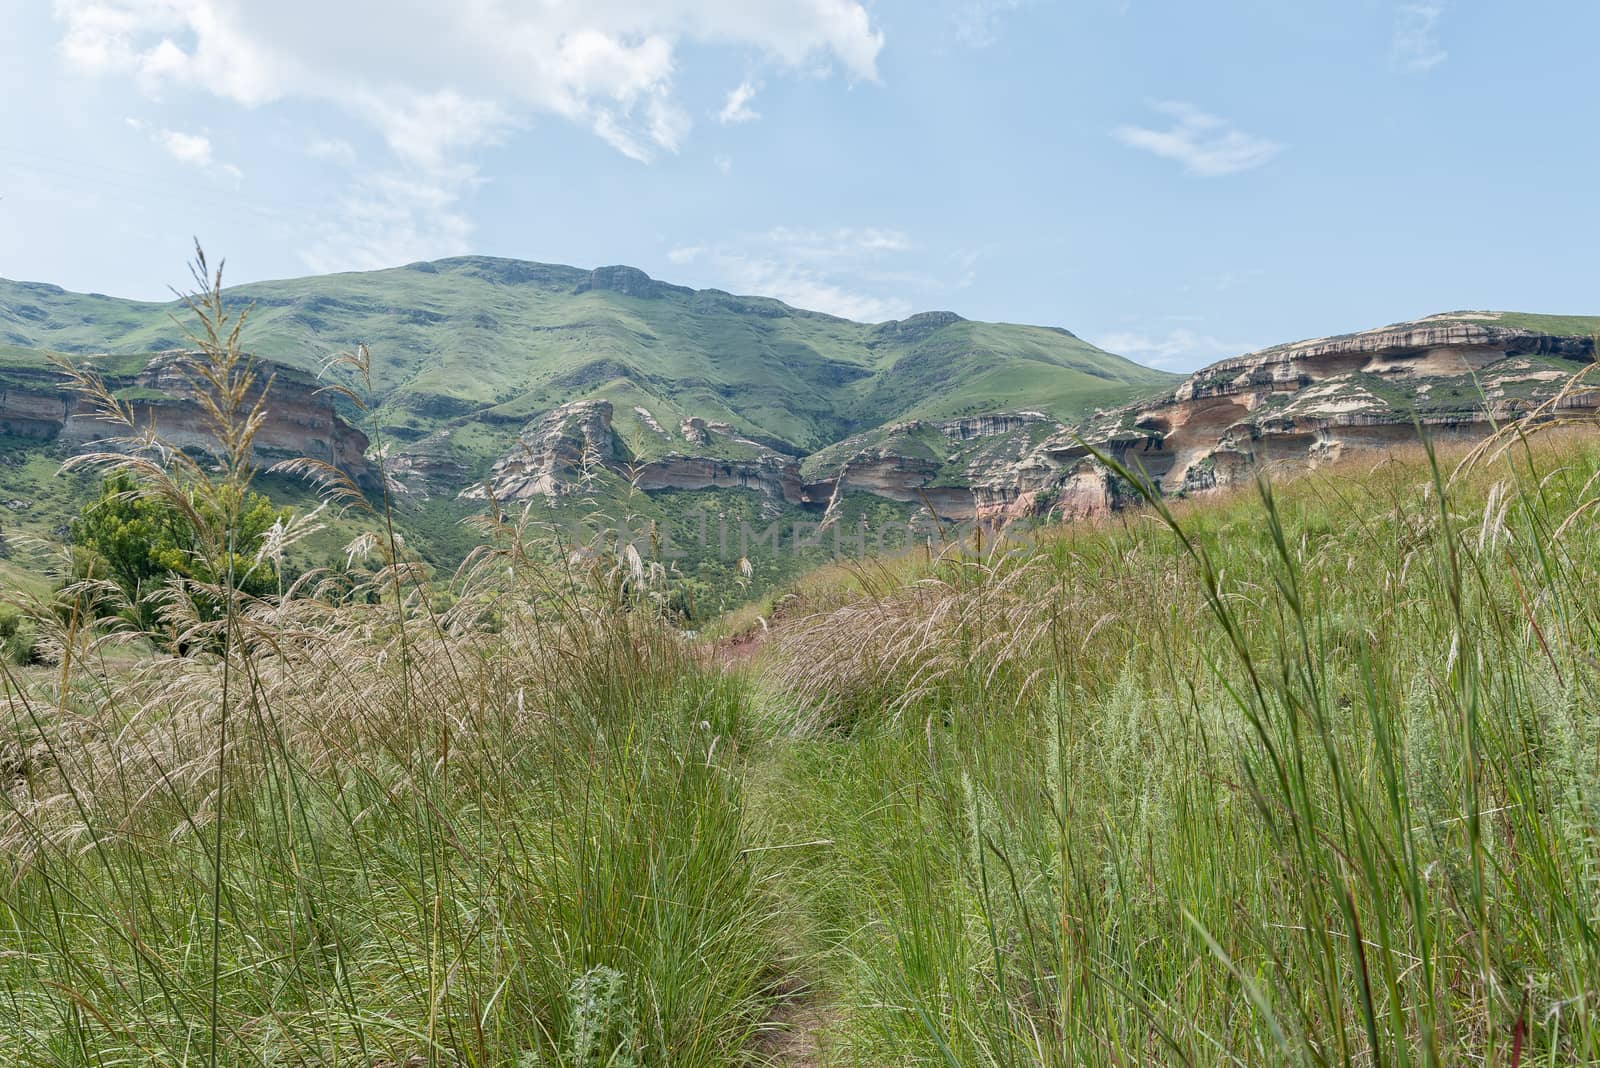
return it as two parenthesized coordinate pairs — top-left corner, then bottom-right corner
(129, 118), (243, 178)
(51, 1), (883, 164)
(719, 255), (913, 322)
(1093, 327), (1248, 372)
(714, 153), (733, 174)
(54, 1), (884, 267)
(667, 245), (705, 264)
(765, 226), (912, 260)
(1113, 101), (1280, 177)
(154, 128), (213, 167)
(718, 80), (761, 124)
(1392, 4), (1446, 73)
(352, 89), (509, 168)
(299, 165), (477, 275)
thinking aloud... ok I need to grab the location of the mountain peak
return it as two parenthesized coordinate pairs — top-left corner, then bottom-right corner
(871, 310), (966, 342)
(569, 264), (693, 300)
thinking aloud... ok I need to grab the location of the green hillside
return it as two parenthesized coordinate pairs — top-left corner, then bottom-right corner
(0, 258), (1181, 608)
(0, 258), (1176, 459)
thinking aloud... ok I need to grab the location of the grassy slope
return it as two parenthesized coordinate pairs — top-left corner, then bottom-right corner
(8, 423), (1600, 1064)
(0, 259), (1175, 606)
(745, 430), (1600, 1064)
(0, 259), (1177, 456)
(1430, 310), (1600, 335)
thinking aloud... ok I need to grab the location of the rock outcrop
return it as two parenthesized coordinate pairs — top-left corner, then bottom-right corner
(0, 352), (376, 489)
(979, 315), (1598, 522)
(464, 400), (621, 501)
(473, 400), (827, 507)
(441, 313), (1600, 527)
(386, 429), (474, 498)
(635, 454), (807, 503)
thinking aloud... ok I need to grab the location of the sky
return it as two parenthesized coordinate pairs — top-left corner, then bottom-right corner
(2, 0), (1598, 372)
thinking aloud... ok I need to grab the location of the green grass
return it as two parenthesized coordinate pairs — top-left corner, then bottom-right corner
(0, 259), (1177, 465)
(0, 272), (785, 1066)
(13, 426), (1600, 1063)
(1433, 311), (1600, 335)
(0, 256), (1180, 610)
(6, 265), (1600, 1063)
(744, 428), (1600, 1064)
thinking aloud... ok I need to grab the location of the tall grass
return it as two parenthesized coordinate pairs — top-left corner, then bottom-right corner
(0, 253), (778, 1066)
(6, 247), (1600, 1066)
(758, 427), (1600, 1065)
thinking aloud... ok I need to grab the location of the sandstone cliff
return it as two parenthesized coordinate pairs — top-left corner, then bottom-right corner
(994, 314), (1598, 521)
(0, 353), (376, 489)
(440, 312), (1600, 526)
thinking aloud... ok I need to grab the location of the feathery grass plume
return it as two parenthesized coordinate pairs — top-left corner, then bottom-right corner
(0, 249), (781, 1067)
(752, 423), (1600, 1064)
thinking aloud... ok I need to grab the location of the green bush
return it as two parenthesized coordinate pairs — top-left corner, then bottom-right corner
(0, 606), (36, 666)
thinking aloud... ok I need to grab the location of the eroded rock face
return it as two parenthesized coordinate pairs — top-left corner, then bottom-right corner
(636, 455), (806, 503)
(473, 400), (822, 506)
(937, 412), (1047, 441)
(1117, 319), (1594, 496)
(386, 429), (473, 498)
(463, 314), (1598, 525)
(1, 353), (375, 489)
(982, 316), (1597, 521)
(464, 400), (620, 501)
(0, 376), (74, 440)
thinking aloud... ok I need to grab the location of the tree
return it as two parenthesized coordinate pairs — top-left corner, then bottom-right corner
(70, 473), (287, 632)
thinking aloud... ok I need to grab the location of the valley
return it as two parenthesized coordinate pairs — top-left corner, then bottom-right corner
(2, 259), (1596, 607)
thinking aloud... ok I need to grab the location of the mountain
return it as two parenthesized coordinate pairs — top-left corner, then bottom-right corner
(0, 257), (1174, 597)
(2, 256), (1595, 603)
(0, 257), (1172, 477)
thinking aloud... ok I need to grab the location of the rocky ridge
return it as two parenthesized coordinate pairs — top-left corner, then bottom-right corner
(472, 402), (1056, 520)
(994, 315), (1598, 519)
(466, 313), (1598, 524)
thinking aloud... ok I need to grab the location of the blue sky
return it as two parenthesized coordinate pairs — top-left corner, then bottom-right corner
(2, 0), (1597, 370)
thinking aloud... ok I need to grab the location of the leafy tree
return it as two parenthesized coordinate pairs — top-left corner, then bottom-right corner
(70, 473), (287, 631)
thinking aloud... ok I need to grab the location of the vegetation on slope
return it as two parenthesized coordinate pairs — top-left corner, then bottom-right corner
(750, 415), (1600, 1064)
(0, 258), (1177, 608)
(0, 263), (783, 1066)
(0, 259), (1176, 456)
(4, 260), (1600, 1064)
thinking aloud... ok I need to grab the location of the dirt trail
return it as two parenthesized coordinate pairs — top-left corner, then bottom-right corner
(711, 622), (770, 667)
(753, 986), (837, 1067)
(714, 602), (836, 1065)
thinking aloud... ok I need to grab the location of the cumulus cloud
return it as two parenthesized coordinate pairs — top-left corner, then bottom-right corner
(1113, 101), (1280, 177)
(718, 80), (761, 124)
(153, 128), (213, 167)
(1392, 4), (1446, 73)
(128, 117), (241, 178)
(53, 1), (885, 269)
(51, 1), (882, 163)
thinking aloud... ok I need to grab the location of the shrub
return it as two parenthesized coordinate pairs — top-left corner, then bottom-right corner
(0, 606), (37, 666)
